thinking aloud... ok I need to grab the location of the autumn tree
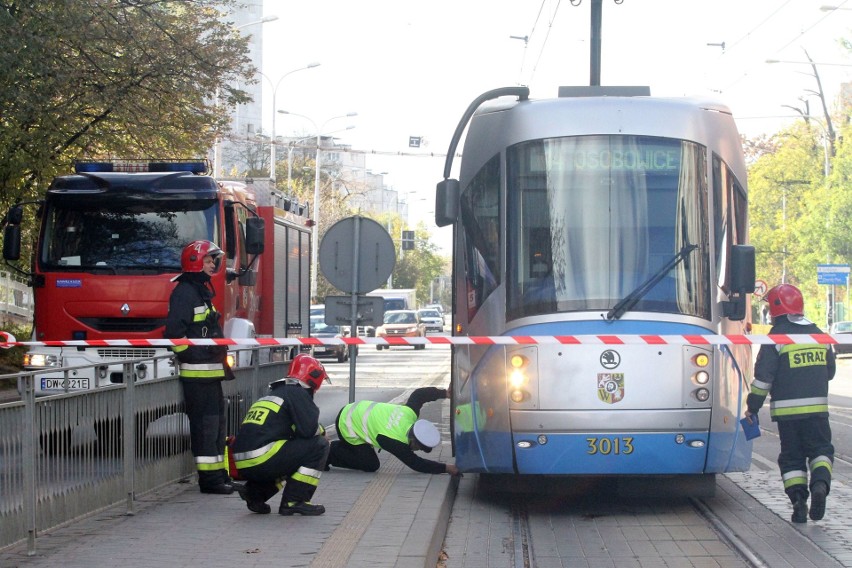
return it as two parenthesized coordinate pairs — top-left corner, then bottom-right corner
(0, 0), (254, 206)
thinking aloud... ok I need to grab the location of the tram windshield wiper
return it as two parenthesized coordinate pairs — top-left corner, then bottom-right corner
(605, 244), (698, 321)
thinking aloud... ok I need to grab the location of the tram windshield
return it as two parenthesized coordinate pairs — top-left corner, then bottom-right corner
(506, 135), (710, 320)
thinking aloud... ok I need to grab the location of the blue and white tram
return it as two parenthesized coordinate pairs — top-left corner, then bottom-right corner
(435, 87), (756, 492)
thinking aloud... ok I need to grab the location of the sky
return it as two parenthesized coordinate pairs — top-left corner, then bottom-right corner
(257, 0), (852, 252)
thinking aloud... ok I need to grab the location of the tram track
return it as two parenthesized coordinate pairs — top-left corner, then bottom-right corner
(492, 474), (825, 568)
(691, 497), (769, 568)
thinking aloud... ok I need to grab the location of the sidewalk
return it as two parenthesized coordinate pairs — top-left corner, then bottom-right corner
(0, 401), (458, 568)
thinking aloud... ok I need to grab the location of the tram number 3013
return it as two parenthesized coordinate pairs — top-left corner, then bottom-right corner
(586, 436), (635, 455)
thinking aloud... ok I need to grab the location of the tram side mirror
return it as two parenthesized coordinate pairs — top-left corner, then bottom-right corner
(722, 245), (756, 321)
(435, 179), (459, 227)
(245, 217), (265, 255)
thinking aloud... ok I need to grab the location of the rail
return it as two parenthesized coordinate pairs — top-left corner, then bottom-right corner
(0, 346), (288, 555)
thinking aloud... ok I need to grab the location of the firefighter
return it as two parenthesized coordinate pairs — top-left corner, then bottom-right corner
(164, 240), (233, 495)
(744, 284), (836, 523)
(328, 386), (461, 476)
(232, 354), (330, 516)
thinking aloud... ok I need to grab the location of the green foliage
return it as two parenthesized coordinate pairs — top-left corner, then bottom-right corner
(0, 321), (30, 374)
(0, 0), (254, 207)
(748, 116), (852, 324)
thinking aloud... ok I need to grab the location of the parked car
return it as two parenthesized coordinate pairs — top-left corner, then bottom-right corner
(831, 321), (852, 356)
(375, 310), (426, 350)
(309, 315), (349, 362)
(417, 308), (444, 333)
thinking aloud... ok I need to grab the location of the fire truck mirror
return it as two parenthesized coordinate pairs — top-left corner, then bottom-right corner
(238, 269), (257, 287)
(245, 217), (265, 255)
(3, 224), (21, 261)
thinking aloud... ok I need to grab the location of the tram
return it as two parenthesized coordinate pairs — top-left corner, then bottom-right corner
(435, 86), (756, 494)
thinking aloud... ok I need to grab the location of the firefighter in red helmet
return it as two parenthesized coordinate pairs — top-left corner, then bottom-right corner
(164, 240), (234, 495)
(745, 284), (836, 523)
(232, 354), (331, 515)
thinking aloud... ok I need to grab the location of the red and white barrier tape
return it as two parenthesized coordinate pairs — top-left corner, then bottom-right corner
(0, 334), (850, 348)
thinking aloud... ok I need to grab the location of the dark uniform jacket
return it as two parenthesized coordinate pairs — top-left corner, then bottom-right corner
(233, 381), (322, 456)
(164, 274), (228, 381)
(748, 316), (836, 421)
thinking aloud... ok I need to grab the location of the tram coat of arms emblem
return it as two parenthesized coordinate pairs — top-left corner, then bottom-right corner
(597, 373), (625, 404)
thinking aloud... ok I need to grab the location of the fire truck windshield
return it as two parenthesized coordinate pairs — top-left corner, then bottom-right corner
(40, 200), (219, 273)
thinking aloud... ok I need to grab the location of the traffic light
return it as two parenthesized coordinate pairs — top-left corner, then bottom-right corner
(402, 230), (415, 250)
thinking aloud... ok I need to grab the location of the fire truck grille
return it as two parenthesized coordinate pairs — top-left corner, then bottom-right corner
(97, 348), (158, 359)
(77, 317), (166, 333)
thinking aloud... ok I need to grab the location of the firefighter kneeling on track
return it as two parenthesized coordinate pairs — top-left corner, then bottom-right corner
(230, 354), (330, 516)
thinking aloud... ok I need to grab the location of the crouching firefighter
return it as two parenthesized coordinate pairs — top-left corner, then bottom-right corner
(232, 354), (330, 516)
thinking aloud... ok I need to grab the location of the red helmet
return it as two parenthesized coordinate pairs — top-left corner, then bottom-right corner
(766, 284), (804, 318)
(288, 354), (329, 392)
(180, 240), (223, 273)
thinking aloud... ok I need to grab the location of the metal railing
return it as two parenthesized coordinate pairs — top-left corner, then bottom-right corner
(0, 347), (289, 554)
(0, 272), (33, 323)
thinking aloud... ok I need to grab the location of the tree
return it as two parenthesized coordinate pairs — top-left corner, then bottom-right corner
(0, 0), (254, 206)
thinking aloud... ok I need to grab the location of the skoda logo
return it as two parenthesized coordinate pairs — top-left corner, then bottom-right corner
(600, 350), (620, 369)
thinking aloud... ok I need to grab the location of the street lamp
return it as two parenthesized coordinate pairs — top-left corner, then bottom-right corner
(212, 15), (279, 177)
(260, 63), (321, 184)
(279, 110), (358, 302)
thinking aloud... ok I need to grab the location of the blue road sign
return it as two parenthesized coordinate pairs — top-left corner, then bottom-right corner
(817, 264), (850, 285)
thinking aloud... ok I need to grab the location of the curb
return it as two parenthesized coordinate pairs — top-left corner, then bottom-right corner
(395, 468), (460, 568)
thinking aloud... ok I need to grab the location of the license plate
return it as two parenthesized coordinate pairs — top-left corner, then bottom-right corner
(314, 346), (327, 353)
(41, 378), (90, 390)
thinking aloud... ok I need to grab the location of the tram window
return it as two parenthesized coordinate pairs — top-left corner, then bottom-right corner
(460, 154), (501, 320)
(506, 135), (710, 320)
(714, 156), (747, 292)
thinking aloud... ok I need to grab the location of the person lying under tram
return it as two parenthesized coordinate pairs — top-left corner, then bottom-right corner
(327, 386), (461, 477)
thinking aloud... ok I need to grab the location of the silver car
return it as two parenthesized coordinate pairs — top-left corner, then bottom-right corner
(417, 309), (444, 334)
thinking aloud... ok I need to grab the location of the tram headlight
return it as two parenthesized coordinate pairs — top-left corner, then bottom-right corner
(695, 388), (710, 402)
(692, 353), (710, 367)
(506, 350), (536, 405)
(695, 370), (710, 384)
(226, 353), (236, 369)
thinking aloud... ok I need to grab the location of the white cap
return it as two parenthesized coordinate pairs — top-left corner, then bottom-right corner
(411, 420), (441, 452)
(788, 314), (813, 325)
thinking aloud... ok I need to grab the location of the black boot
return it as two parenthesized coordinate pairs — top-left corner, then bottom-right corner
(809, 482), (828, 521)
(279, 501), (325, 516)
(791, 496), (808, 523)
(236, 484), (271, 514)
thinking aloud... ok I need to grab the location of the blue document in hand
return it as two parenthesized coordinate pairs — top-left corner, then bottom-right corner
(740, 415), (760, 440)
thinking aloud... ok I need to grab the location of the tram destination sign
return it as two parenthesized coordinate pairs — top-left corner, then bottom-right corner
(817, 263), (850, 285)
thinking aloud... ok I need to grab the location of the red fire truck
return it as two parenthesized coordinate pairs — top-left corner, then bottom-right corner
(2, 160), (311, 395)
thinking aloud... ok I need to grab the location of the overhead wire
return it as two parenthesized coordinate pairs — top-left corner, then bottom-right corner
(720, 1), (845, 93)
(516, 0), (548, 84)
(529, 0), (563, 85)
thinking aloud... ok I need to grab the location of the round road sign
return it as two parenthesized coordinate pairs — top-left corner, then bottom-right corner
(319, 216), (395, 293)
